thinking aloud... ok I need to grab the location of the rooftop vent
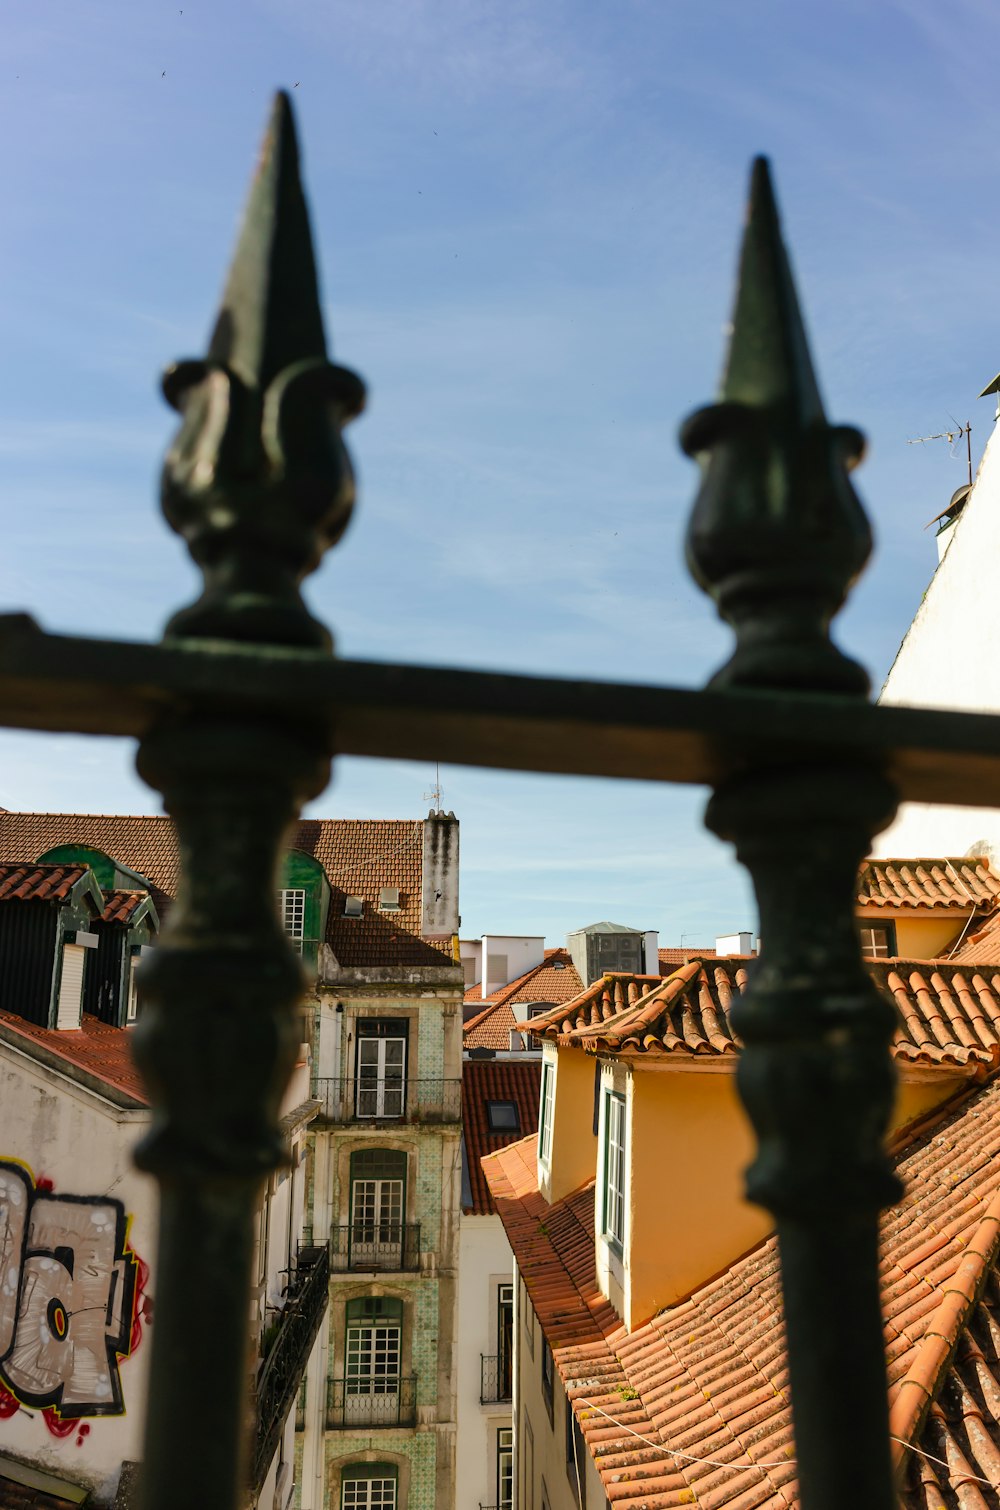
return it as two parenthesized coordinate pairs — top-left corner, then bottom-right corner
(378, 887), (401, 913)
(344, 895), (364, 918)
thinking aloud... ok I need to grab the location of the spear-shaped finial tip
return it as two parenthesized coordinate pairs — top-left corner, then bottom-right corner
(721, 155), (824, 427)
(206, 87), (327, 392)
(681, 156), (871, 695)
(159, 90), (365, 650)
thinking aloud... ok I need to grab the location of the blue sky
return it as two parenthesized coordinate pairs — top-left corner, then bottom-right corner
(0, 0), (996, 948)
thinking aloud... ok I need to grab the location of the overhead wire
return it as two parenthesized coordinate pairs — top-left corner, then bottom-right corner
(574, 1397), (1000, 1490)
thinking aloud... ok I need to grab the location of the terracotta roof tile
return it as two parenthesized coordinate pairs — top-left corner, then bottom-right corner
(0, 862), (90, 903)
(952, 910), (1000, 967)
(0, 812), (448, 968)
(659, 946), (718, 972)
(485, 1076), (1000, 1510)
(101, 888), (151, 924)
(522, 960), (1000, 1072)
(461, 1059), (541, 1214)
(859, 858), (1000, 913)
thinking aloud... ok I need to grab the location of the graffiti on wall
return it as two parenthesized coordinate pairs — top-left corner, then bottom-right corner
(0, 1160), (147, 1439)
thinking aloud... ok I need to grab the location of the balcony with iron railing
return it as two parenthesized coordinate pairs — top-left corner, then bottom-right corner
(312, 1076), (462, 1124)
(325, 1375), (418, 1429)
(251, 1243), (330, 1487)
(479, 1353), (512, 1405)
(330, 1221), (421, 1273)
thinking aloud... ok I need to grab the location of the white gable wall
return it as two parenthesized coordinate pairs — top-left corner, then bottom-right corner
(874, 418), (1000, 862)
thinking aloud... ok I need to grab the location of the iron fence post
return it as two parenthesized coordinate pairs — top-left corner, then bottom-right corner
(683, 159), (901, 1510)
(130, 93), (363, 1510)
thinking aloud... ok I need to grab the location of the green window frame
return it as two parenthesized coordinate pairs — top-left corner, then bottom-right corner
(602, 1091), (626, 1251)
(538, 1061), (554, 1164)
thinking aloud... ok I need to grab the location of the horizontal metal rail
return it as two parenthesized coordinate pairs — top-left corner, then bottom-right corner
(325, 1375), (417, 1429)
(5, 615), (1000, 808)
(329, 1221), (421, 1272)
(312, 1076), (462, 1123)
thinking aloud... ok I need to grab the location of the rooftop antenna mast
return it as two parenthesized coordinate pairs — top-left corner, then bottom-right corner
(423, 762), (443, 812)
(907, 418), (972, 488)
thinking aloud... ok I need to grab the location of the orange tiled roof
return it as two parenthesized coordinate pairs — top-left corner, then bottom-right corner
(463, 950), (583, 1050)
(859, 857), (1000, 912)
(0, 812), (449, 968)
(101, 888), (152, 925)
(521, 960), (1000, 1072)
(0, 861), (91, 903)
(658, 945), (717, 973)
(950, 906), (1000, 965)
(484, 1074), (1000, 1510)
(461, 1058), (541, 1214)
(0, 1010), (147, 1106)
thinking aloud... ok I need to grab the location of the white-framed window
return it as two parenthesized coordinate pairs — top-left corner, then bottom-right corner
(603, 1091), (626, 1249)
(126, 957), (139, 1023)
(538, 1061), (555, 1164)
(355, 1024), (408, 1119)
(497, 1424), (514, 1509)
(279, 889), (306, 951)
(341, 1466), (397, 1510)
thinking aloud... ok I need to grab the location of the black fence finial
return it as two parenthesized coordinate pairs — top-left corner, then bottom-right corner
(159, 89), (365, 650)
(682, 156), (871, 696)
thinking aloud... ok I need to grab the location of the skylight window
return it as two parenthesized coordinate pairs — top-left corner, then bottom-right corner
(486, 1100), (520, 1132)
(378, 887), (401, 913)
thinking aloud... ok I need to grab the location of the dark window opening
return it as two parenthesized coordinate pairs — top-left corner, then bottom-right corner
(487, 1100), (520, 1132)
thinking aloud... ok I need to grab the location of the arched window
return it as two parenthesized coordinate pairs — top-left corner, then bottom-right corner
(347, 1150), (407, 1270)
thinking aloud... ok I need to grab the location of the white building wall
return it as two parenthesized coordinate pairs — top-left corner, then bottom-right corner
(480, 936), (546, 997)
(456, 1214), (515, 1509)
(0, 1045), (154, 1504)
(875, 419), (1000, 861)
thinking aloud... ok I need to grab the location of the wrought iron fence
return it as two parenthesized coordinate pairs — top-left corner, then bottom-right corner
(329, 1220), (421, 1272)
(7, 82), (1000, 1510)
(479, 1353), (512, 1404)
(312, 1075), (462, 1123)
(251, 1243), (330, 1487)
(325, 1375), (418, 1430)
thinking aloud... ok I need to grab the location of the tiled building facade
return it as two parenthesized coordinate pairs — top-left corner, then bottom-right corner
(294, 814), (464, 1510)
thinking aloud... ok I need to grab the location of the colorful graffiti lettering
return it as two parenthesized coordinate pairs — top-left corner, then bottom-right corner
(0, 1161), (145, 1425)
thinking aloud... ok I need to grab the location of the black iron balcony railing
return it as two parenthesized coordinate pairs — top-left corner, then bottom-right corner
(251, 1243), (330, 1487)
(330, 1221), (421, 1272)
(312, 1076), (462, 1123)
(479, 1353), (512, 1404)
(325, 1375), (417, 1430)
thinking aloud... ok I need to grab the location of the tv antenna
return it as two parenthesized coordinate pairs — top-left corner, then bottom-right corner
(423, 762), (443, 812)
(907, 417), (972, 488)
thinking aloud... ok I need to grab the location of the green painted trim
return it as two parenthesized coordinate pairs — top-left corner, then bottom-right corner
(37, 843), (116, 890)
(279, 849), (330, 973)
